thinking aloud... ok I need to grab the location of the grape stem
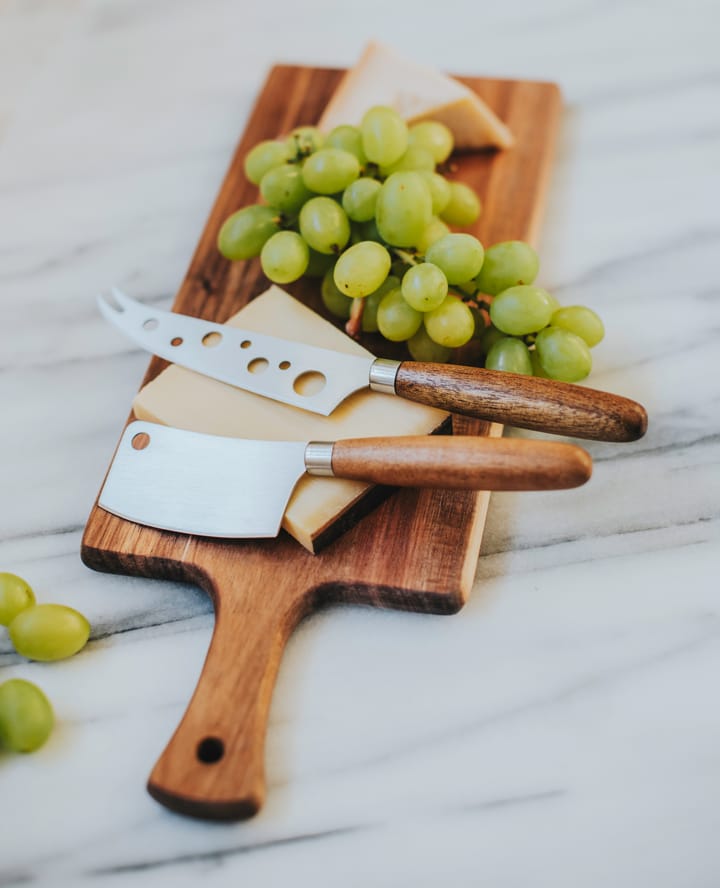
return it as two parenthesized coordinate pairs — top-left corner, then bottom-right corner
(392, 248), (419, 267)
(345, 296), (366, 339)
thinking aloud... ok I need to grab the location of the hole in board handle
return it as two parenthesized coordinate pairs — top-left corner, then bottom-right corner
(197, 736), (224, 764)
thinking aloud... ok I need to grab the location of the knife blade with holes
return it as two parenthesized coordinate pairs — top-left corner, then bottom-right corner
(98, 290), (647, 442)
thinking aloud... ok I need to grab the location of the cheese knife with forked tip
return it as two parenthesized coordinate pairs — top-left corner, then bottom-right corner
(98, 290), (647, 443)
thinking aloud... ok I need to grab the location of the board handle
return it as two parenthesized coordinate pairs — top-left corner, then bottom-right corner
(147, 567), (304, 820)
(330, 436), (592, 491)
(394, 362), (648, 442)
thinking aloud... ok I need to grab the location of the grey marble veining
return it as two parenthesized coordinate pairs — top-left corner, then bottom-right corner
(1, 0), (719, 886)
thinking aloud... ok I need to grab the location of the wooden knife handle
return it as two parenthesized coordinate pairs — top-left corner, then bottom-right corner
(394, 362), (648, 442)
(331, 436), (592, 491)
(147, 564), (307, 820)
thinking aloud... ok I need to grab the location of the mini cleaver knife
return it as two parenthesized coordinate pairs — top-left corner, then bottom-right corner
(98, 290), (647, 442)
(99, 421), (592, 538)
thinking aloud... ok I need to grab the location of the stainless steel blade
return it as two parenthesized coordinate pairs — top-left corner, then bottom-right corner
(98, 421), (308, 538)
(98, 289), (375, 415)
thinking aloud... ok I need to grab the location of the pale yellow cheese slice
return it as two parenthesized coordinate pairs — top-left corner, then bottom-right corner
(132, 287), (449, 552)
(319, 41), (514, 150)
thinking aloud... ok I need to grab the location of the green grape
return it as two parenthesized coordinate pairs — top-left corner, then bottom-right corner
(286, 126), (324, 156)
(407, 326), (454, 362)
(408, 121), (454, 163)
(361, 276), (400, 332)
(416, 217), (450, 254)
(417, 171), (452, 215)
(342, 177), (382, 222)
(244, 140), (291, 185)
(540, 287), (560, 314)
(259, 164), (312, 214)
(0, 679), (54, 753)
(377, 288), (423, 341)
(333, 241), (391, 298)
(440, 182), (481, 226)
(375, 171), (433, 248)
(379, 145), (436, 176)
(321, 269), (352, 319)
(530, 348), (551, 377)
(490, 285), (555, 336)
(299, 197), (351, 254)
(425, 233), (484, 285)
(400, 263), (448, 311)
(475, 240), (539, 295)
(302, 148), (360, 194)
(477, 323), (506, 356)
(551, 305), (605, 347)
(357, 219), (385, 244)
(304, 247), (335, 278)
(535, 326), (592, 381)
(325, 125), (367, 164)
(217, 205), (280, 260)
(361, 106), (408, 166)
(424, 295), (476, 348)
(469, 305), (487, 340)
(260, 230), (309, 283)
(485, 338), (533, 375)
(0, 573), (35, 626)
(9, 604), (90, 661)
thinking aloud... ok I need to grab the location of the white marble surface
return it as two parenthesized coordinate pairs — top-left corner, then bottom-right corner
(1, 0), (719, 885)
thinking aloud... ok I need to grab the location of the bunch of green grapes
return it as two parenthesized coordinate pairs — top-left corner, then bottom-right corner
(218, 107), (604, 381)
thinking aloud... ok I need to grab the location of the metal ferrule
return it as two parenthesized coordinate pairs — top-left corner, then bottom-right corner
(304, 441), (335, 476)
(368, 358), (401, 395)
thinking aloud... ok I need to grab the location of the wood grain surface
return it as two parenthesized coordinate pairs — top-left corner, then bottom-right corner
(394, 362), (648, 441)
(81, 65), (562, 820)
(329, 436), (592, 489)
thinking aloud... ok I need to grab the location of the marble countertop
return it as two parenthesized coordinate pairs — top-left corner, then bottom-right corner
(1, 0), (718, 885)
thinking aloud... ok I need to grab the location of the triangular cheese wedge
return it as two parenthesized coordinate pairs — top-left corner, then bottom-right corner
(319, 41), (514, 151)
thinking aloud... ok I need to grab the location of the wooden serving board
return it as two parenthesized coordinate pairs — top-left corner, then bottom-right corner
(82, 66), (561, 820)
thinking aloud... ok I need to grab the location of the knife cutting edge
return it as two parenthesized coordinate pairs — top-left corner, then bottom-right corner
(98, 421), (592, 539)
(98, 289), (647, 442)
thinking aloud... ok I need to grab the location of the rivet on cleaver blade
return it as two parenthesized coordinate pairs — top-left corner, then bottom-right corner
(98, 290), (647, 443)
(98, 421), (592, 539)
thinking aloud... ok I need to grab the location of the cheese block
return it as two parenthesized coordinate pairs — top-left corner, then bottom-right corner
(319, 41), (514, 151)
(132, 287), (449, 553)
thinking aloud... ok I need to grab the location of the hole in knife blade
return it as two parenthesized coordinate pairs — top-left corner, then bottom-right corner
(131, 432), (150, 450)
(293, 371), (326, 396)
(247, 358), (269, 374)
(196, 736), (224, 764)
(240, 339), (252, 349)
(279, 361), (291, 370)
(143, 319), (158, 331)
(202, 332), (222, 348)
(170, 337), (183, 347)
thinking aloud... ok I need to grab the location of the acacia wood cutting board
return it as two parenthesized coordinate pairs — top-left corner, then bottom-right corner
(81, 65), (562, 820)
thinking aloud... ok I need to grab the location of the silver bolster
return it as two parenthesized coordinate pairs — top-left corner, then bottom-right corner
(304, 441), (335, 476)
(369, 358), (401, 395)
